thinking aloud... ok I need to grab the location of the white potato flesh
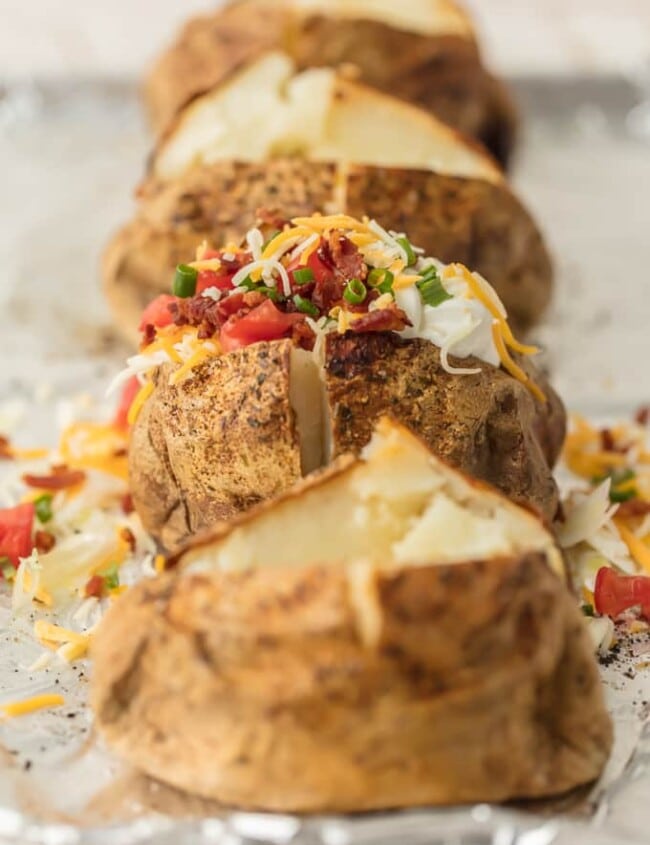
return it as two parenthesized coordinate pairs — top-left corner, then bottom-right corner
(185, 419), (563, 578)
(289, 347), (327, 475)
(154, 52), (501, 184)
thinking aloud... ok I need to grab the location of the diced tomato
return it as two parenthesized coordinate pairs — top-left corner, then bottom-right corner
(138, 294), (177, 331)
(22, 468), (86, 491)
(594, 566), (650, 619)
(0, 503), (35, 568)
(220, 299), (305, 353)
(200, 248), (221, 260)
(196, 270), (235, 294)
(287, 242), (332, 289)
(84, 574), (105, 599)
(114, 376), (141, 430)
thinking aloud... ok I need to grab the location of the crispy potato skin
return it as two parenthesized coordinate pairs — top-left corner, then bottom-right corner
(103, 159), (339, 346)
(143, 2), (286, 133)
(325, 333), (565, 521)
(91, 553), (612, 812)
(129, 340), (302, 549)
(292, 19), (517, 166)
(103, 160), (551, 345)
(345, 167), (552, 332)
(144, 3), (517, 166)
(129, 332), (565, 547)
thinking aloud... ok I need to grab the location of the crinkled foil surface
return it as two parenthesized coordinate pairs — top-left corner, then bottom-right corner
(0, 77), (649, 844)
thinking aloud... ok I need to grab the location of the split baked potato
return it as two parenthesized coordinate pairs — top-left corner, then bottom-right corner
(132, 335), (565, 550)
(92, 419), (612, 812)
(105, 53), (550, 344)
(123, 213), (565, 549)
(144, 0), (518, 166)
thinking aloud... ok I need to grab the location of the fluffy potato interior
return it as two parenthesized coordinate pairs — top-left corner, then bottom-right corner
(154, 51), (501, 183)
(289, 0), (473, 37)
(185, 418), (562, 578)
(289, 347), (329, 474)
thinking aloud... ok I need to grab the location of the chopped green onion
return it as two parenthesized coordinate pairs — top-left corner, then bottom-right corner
(292, 268), (314, 285)
(34, 494), (53, 524)
(99, 565), (120, 591)
(173, 264), (198, 297)
(293, 294), (319, 317)
(258, 285), (282, 303)
(343, 278), (367, 305)
(367, 268), (394, 295)
(0, 557), (15, 582)
(610, 488), (637, 503)
(237, 275), (256, 291)
(593, 468), (638, 503)
(581, 604), (595, 617)
(262, 229), (281, 251)
(396, 236), (416, 267)
(416, 267), (452, 307)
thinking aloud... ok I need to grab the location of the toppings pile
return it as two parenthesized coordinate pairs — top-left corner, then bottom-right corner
(558, 410), (650, 646)
(112, 212), (544, 420)
(0, 401), (159, 693)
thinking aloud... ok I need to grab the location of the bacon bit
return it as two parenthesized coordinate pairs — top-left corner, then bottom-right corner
(325, 232), (368, 284)
(348, 306), (411, 334)
(141, 322), (156, 348)
(172, 289), (270, 340)
(617, 499), (650, 520)
(34, 531), (55, 554)
(22, 466), (86, 491)
(119, 526), (136, 552)
(0, 436), (12, 460)
(84, 574), (104, 599)
(636, 406), (650, 426)
(600, 429), (616, 452)
(255, 207), (290, 233)
(600, 428), (630, 454)
(291, 320), (317, 352)
(121, 493), (134, 515)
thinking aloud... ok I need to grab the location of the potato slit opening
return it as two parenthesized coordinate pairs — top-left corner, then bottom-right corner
(185, 419), (562, 578)
(153, 52), (501, 184)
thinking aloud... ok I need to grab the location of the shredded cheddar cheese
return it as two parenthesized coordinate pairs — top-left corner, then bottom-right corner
(261, 226), (313, 260)
(1, 694), (64, 719)
(127, 381), (154, 426)
(59, 422), (128, 480)
(291, 214), (372, 233)
(616, 522), (650, 574)
(169, 344), (219, 386)
(154, 554), (166, 573)
(491, 322), (545, 403)
(34, 621), (88, 647)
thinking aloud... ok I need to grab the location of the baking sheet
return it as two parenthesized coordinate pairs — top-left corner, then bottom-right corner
(0, 76), (649, 844)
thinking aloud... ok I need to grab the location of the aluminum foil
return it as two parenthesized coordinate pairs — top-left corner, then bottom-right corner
(0, 77), (649, 844)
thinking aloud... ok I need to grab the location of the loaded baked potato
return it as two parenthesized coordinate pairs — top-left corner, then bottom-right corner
(105, 54), (550, 344)
(144, 0), (517, 166)
(113, 213), (565, 549)
(92, 418), (612, 812)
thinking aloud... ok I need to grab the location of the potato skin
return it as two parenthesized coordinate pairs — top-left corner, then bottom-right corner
(103, 159), (551, 345)
(144, 2), (517, 166)
(292, 19), (517, 167)
(324, 333), (565, 521)
(129, 340), (302, 550)
(91, 552), (612, 812)
(103, 159), (339, 346)
(129, 331), (565, 548)
(143, 1), (287, 134)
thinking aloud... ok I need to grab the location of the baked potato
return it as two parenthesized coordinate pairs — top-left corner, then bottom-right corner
(143, 0), (518, 166)
(92, 419), (612, 812)
(119, 213), (565, 549)
(105, 54), (550, 344)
